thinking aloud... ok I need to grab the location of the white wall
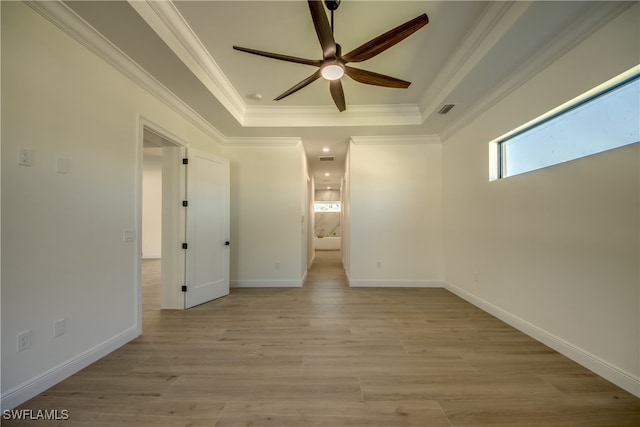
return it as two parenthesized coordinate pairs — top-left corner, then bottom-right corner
(346, 136), (444, 287)
(142, 147), (162, 258)
(222, 141), (307, 287)
(1, 2), (223, 409)
(442, 4), (639, 396)
(307, 176), (316, 268)
(303, 156), (312, 275)
(315, 190), (340, 201)
(341, 154), (351, 272)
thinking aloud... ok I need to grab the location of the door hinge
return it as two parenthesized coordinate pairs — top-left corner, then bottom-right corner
(182, 158), (189, 165)
(182, 200), (188, 207)
(182, 243), (188, 249)
(181, 285), (187, 292)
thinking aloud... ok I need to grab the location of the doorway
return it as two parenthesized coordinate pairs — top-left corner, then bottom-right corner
(142, 126), (186, 311)
(140, 121), (231, 316)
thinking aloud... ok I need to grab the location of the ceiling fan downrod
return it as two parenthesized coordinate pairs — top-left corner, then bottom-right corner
(324, 0), (340, 33)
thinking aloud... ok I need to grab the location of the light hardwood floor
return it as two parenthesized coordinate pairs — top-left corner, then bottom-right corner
(6, 251), (640, 426)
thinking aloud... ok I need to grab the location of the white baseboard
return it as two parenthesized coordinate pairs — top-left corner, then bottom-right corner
(1, 327), (139, 410)
(444, 281), (640, 398)
(349, 279), (446, 288)
(231, 279), (303, 288)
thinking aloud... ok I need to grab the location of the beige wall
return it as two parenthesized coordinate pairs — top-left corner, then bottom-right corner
(442, 4), (639, 395)
(347, 137), (444, 286)
(1, 2), (223, 408)
(142, 148), (163, 258)
(222, 142), (307, 287)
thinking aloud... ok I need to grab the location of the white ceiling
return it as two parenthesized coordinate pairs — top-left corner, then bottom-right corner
(62, 0), (630, 189)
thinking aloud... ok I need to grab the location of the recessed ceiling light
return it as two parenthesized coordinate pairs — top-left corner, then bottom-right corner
(322, 147), (330, 152)
(327, 186), (331, 190)
(246, 92), (263, 101)
(324, 172), (330, 177)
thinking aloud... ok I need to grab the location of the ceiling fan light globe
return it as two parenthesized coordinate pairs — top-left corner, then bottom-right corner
(321, 64), (345, 81)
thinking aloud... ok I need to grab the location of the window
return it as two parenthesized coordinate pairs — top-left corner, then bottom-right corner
(314, 202), (341, 212)
(491, 69), (639, 180)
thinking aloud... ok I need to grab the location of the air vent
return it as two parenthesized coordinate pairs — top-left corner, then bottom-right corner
(438, 104), (456, 114)
(319, 156), (334, 161)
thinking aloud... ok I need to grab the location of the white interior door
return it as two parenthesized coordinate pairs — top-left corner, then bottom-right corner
(184, 148), (230, 308)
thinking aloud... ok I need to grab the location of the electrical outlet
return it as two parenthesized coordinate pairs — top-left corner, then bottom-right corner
(18, 148), (33, 167)
(17, 330), (31, 352)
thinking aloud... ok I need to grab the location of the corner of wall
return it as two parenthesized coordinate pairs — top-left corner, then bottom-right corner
(443, 281), (640, 398)
(0, 327), (139, 411)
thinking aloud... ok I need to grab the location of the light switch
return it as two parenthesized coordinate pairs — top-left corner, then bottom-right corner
(54, 318), (66, 338)
(56, 157), (69, 174)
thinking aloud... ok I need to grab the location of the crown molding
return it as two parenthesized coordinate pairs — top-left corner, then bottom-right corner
(418, 1), (530, 120)
(22, 0), (444, 151)
(127, 1), (426, 128)
(127, 0), (247, 124)
(222, 137), (302, 147)
(439, 0), (635, 141)
(350, 135), (441, 145)
(25, 0), (226, 144)
(243, 104), (422, 127)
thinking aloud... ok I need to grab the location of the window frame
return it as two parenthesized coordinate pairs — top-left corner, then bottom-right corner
(490, 68), (640, 180)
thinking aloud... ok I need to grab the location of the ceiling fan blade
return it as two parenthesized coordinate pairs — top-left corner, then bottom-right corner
(329, 80), (346, 112)
(308, 0), (337, 59)
(274, 69), (322, 101)
(341, 13), (429, 63)
(345, 66), (411, 88)
(233, 46), (322, 67)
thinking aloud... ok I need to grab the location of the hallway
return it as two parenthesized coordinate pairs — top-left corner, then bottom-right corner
(5, 251), (640, 426)
(304, 250), (348, 288)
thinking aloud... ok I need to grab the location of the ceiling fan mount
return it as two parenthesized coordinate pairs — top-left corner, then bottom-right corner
(324, 0), (341, 12)
(233, 0), (428, 112)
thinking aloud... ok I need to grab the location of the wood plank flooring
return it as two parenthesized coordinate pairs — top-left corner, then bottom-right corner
(5, 251), (640, 426)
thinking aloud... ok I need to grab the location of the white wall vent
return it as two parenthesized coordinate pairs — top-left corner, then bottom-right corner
(438, 104), (456, 114)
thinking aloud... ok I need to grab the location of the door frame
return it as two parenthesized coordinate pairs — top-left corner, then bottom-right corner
(136, 116), (188, 331)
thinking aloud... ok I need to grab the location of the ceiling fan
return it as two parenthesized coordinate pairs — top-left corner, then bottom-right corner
(233, 0), (429, 112)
